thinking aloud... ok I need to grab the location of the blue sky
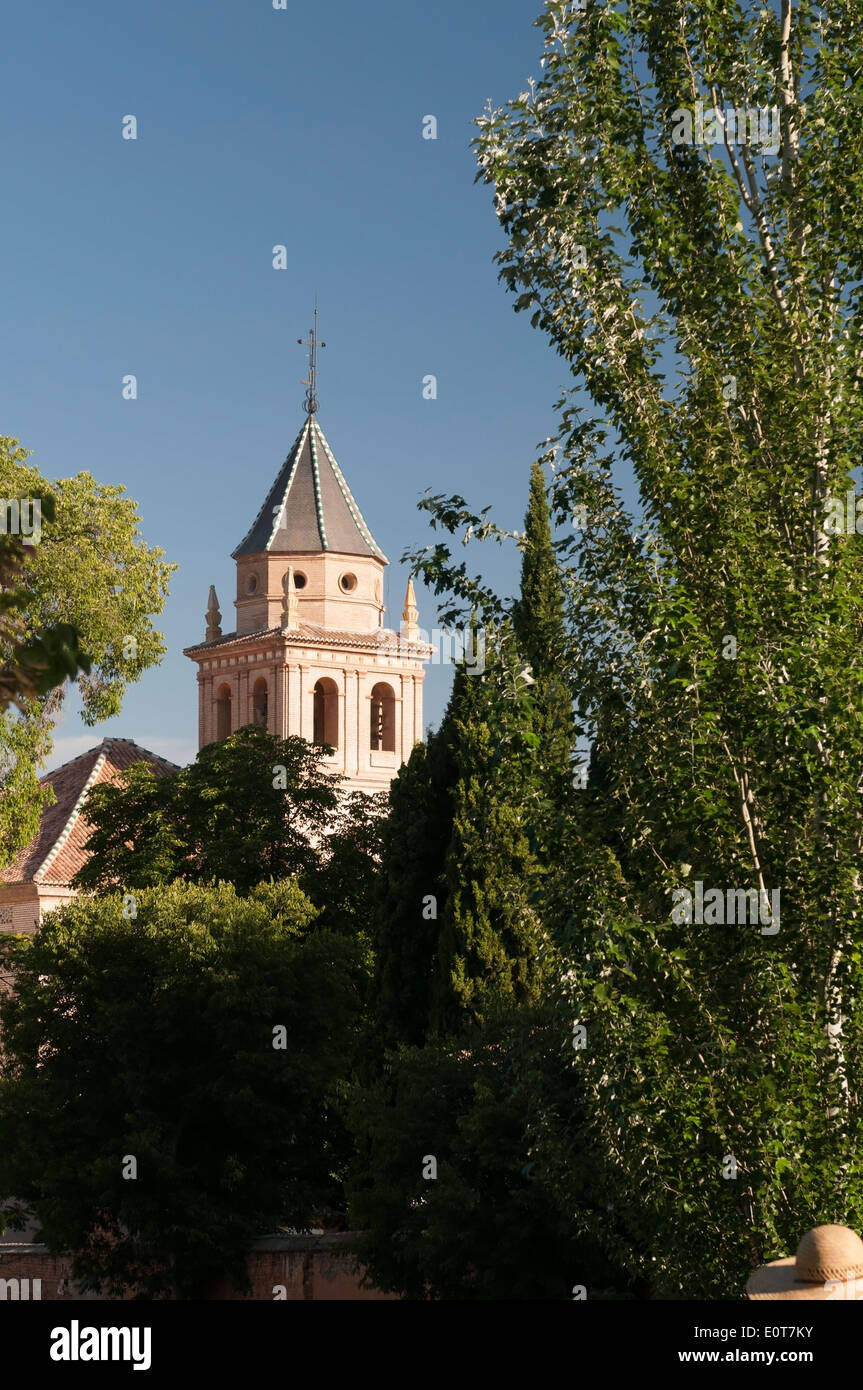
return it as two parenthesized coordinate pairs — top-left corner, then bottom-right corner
(2, 0), (576, 771)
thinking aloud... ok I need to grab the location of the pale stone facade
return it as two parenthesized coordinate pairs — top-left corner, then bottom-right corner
(184, 411), (430, 794)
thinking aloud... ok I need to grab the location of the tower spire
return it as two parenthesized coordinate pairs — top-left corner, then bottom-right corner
(401, 577), (420, 641)
(205, 585), (222, 642)
(297, 300), (326, 416)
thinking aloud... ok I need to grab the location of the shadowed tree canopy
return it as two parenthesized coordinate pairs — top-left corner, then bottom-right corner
(347, 1002), (640, 1300)
(372, 715), (457, 1051)
(0, 880), (366, 1299)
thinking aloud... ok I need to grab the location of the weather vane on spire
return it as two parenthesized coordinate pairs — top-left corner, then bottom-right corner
(298, 301), (326, 415)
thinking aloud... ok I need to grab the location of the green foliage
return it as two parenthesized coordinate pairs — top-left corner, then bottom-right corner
(0, 439), (174, 725)
(395, 0), (863, 1297)
(0, 496), (91, 712)
(0, 706), (57, 882)
(394, 467), (575, 1042)
(305, 788), (387, 938)
(10, 0), (863, 1302)
(348, 1004), (637, 1300)
(512, 459), (575, 783)
(0, 437), (174, 869)
(75, 726), (342, 897)
(374, 629), (550, 1047)
(0, 881), (365, 1299)
(432, 640), (549, 1035)
(372, 723), (456, 1050)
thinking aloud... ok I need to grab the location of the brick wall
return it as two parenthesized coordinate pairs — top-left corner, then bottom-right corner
(0, 886), (41, 936)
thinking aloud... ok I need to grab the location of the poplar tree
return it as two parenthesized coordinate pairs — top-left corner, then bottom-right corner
(512, 459), (574, 785)
(406, 0), (863, 1295)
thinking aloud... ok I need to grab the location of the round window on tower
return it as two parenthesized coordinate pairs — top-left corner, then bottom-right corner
(245, 573), (258, 595)
(339, 572), (358, 593)
(293, 572), (307, 589)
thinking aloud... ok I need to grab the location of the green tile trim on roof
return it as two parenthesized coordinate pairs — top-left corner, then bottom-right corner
(312, 419), (386, 561)
(308, 416), (329, 550)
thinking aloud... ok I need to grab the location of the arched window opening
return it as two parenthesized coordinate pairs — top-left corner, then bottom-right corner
(252, 678), (268, 730)
(313, 678), (339, 749)
(216, 684), (232, 740)
(370, 683), (396, 753)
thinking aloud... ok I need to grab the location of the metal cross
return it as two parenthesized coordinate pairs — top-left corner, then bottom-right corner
(297, 302), (326, 415)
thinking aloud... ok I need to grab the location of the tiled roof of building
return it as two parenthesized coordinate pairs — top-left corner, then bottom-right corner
(232, 413), (387, 562)
(184, 623), (432, 658)
(2, 739), (179, 888)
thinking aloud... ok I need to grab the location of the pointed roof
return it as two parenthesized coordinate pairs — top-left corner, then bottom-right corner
(232, 414), (387, 562)
(2, 739), (179, 887)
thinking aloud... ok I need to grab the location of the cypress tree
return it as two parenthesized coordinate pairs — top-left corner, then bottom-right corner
(376, 469), (572, 1045)
(431, 634), (546, 1037)
(372, 715), (456, 1050)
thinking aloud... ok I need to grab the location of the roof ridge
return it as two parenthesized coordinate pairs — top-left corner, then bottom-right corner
(38, 737), (112, 783)
(33, 746), (111, 883)
(231, 418), (310, 559)
(38, 736), (179, 784)
(308, 417), (329, 549)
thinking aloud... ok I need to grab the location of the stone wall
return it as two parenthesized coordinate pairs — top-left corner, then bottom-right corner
(209, 1235), (398, 1300)
(0, 1235), (397, 1301)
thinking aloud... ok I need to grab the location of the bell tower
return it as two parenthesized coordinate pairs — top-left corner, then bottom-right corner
(184, 314), (431, 793)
